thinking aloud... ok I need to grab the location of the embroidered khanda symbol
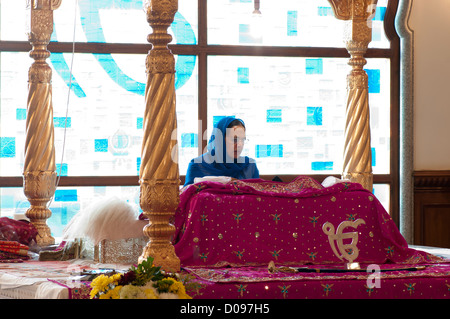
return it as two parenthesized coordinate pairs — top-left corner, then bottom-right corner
(322, 219), (366, 264)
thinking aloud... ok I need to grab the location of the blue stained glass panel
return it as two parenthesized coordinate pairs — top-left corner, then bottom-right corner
(0, 195), (14, 209)
(137, 117), (143, 129)
(267, 109), (282, 123)
(366, 69), (381, 93)
(0, 137), (15, 158)
(306, 59), (323, 74)
(237, 67), (250, 84)
(311, 161), (333, 171)
(372, 147), (376, 167)
(54, 189), (78, 202)
(16, 109), (26, 120)
(94, 139), (108, 152)
(307, 107), (323, 126)
(255, 144), (283, 158)
(181, 133), (198, 148)
(111, 134), (130, 150)
(56, 163), (68, 176)
(317, 7), (333, 16)
(287, 11), (298, 37)
(374, 7), (386, 21)
(239, 24), (251, 44)
(136, 157), (141, 175)
(54, 117), (71, 128)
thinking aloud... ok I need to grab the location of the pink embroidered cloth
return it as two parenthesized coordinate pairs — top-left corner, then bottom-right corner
(173, 177), (441, 267)
(182, 262), (450, 299)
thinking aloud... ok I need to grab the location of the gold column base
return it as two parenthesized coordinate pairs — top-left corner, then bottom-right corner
(342, 171), (373, 191)
(139, 180), (180, 272)
(26, 207), (55, 246)
(23, 171), (56, 246)
(139, 240), (180, 273)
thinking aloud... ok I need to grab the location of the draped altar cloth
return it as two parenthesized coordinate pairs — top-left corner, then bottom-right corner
(173, 176), (442, 267)
(172, 177), (450, 299)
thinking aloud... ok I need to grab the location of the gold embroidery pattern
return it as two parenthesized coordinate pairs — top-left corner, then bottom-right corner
(233, 250), (245, 260)
(322, 219), (366, 264)
(236, 284), (248, 297)
(233, 213), (243, 224)
(270, 213), (282, 225)
(404, 283), (416, 296)
(270, 249), (282, 260)
(309, 216), (320, 227)
(321, 283), (334, 297)
(279, 285), (291, 299)
(364, 284), (376, 297)
(230, 176), (322, 195)
(185, 264), (450, 284)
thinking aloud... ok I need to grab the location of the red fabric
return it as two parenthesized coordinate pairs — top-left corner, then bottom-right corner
(0, 217), (38, 245)
(0, 241), (29, 256)
(174, 177), (442, 267)
(0, 241), (30, 263)
(183, 262), (450, 299)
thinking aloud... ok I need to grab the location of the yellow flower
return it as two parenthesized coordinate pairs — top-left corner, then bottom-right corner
(89, 288), (99, 299)
(110, 285), (122, 299)
(98, 285), (122, 299)
(111, 273), (122, 284)
(169, 279), (192, 299)
(90, 273), (123, 299)
(168, 279), (183, 293)
(90, 274), (110, 292)
(144, 288), (159, 299)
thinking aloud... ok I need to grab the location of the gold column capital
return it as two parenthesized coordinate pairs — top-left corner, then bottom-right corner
(28, 0), (62, 10)
(144, 0), (177, 75)
(327, 0), (378, 21)
(27, 0), (61, 39)
(328, 0), (378, 49)
(26, 0), (61, 84)
(144, 0), (178, 22)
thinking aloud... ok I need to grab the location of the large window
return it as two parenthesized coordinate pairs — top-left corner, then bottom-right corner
(0, 0), (399, 239)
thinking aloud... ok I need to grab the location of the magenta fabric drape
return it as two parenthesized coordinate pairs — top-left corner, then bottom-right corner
(174, 177), (441, 267)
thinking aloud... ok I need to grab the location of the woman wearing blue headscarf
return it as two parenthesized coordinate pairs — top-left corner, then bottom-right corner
(184, 116), (259, 186)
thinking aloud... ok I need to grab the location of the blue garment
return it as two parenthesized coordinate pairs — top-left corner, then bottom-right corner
(184, 117), (259, 186)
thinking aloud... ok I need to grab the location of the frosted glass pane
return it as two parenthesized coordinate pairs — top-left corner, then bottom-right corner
(208, 0), (390, 48)
(0, 52), (198, 177)
(372, 184), (390, 214)
(0, 0), (198, 45)
(207, 56), (390, 175)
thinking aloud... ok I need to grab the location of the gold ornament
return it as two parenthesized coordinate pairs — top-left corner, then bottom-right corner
(322, 219), (366, 268)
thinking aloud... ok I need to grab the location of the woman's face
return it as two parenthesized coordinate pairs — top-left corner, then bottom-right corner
(225, 125), (246, 160)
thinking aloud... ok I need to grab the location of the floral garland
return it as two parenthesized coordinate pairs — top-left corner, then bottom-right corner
(89, 256), (191, 299)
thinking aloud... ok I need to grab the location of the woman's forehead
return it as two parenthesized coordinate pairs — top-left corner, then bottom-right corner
(227, 126), (245, 136)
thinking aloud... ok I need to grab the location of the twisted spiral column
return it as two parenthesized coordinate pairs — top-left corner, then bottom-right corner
(138, 0), (180, 272)
(23, 0), (62, 246)
(328, 0), (377, 191)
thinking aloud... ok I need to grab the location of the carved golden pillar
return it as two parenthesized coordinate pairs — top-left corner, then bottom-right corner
(23, 0), (62, 246)
(138, 0), (181, 272)
(328, 0), (377, 191)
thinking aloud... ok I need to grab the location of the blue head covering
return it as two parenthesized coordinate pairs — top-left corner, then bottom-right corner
(207, 116), (246, 163)
(184, 116), (258, 185)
